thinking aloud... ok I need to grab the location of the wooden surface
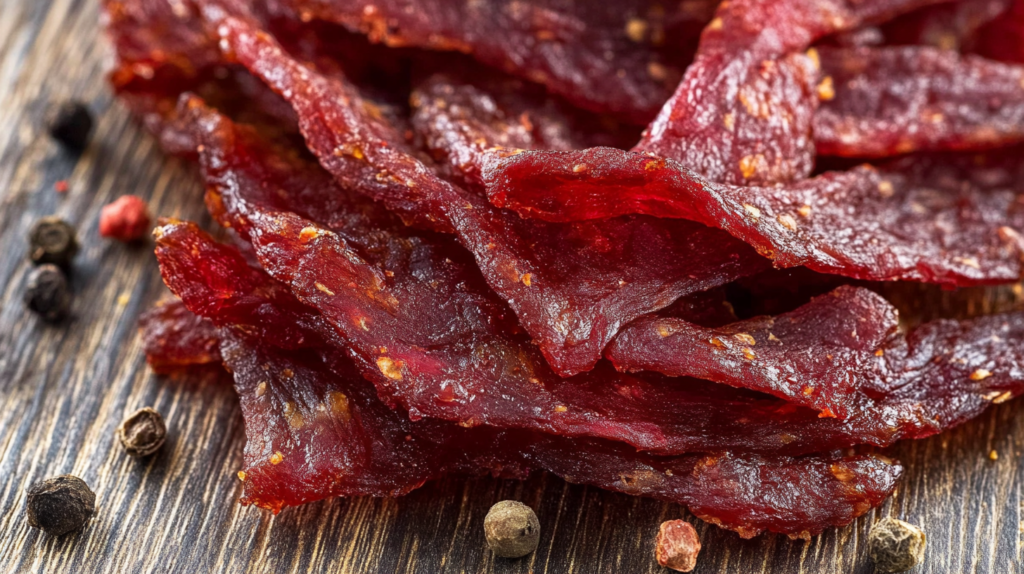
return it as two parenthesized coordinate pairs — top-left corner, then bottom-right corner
(0, 1), (1023, 572)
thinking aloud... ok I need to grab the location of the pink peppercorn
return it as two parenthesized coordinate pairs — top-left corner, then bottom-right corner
(100, 195), (151, 242)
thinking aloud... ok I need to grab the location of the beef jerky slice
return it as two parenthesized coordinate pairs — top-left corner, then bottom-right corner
(222, 328), (899, 537)
(212, 14), (765, 376)
(105, 0), (301, 155)
(279, 0), (699, 123)
(815, 46), (1024, 157)
(220, 330), (527, 511)
(608, 286), (899, 419)
(972, 0), (1024, 64)
(631, 0), (950, 184)
(149, 227), (900, 537)
(168, 112), (816, 454)
(409, 74), (634, 189)
(155, 216), (1024, 457)
(159, 203), (1024, 460)
(487, 146), (1024, 286)
(880, 0), (1013, 51)
(139, 298), (222, 372)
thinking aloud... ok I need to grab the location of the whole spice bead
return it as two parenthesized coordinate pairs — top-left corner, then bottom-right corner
(24, 264), (71, 322)
(117, 407), (167, 456)
(28, 217), (78, 267)
(655, 519), (701, 572)
(25, 475), (96, 536)
(484, 500), (540, 558)
(46, 101), (94, 150)
(100, 195), (151, 242)
(868, 517), (926, 573)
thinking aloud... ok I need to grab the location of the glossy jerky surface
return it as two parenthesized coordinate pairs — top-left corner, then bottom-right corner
(409, 74), (632, 189)
(139, 298), (222, 372)
(151, 233), (902, 537)
(487, 146), (1024, 286)
(280, 0), (696, 123)
(154, 208), (1024, 459)
(608, 286), (899, 419)
(631, 0), (948, 184)
(215, 15), (765, 375)
(221, 331), (528, 511)
(815, 46), (1024, 157)
(880, 0), (1013, 52)
(221, 330), (899, 537)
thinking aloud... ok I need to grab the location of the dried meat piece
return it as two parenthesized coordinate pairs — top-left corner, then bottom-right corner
(880, 0), (1013, 52)
(410, 74), (637, 189)
(153, 208), (784, 456)
(153, 218), (1024, 457)
(224, 328), (899, 537)
(149, 239), (900, 536)
(279, 0), (698, 123)
(637, 47), (820, 185)
(632, 0), (950, 184)
(105, 0), (302, 155)
(971, 0), (1024, 64)
(608, 286), (898, 419)
(153, 218), (338, 351)
(815, 46), (1024, 157)
(212, 15), (765, 376)
(139, 298), (222, 372)
(150, 219), (832, 457)
(525, 447), (900, 540)
(220, 330), (526, 511)
(487, 146), (1024, 286)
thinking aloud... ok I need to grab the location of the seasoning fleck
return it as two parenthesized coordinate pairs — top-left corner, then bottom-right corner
(24, 264), (71, 322)
(969, 369), (992, 381)
(29, 217), (79, 267)
(868, 518), (926, 573)
(25, 475), (96, 536)
(484, 500), (540, 558)
(117, 407), (167, 457)
(655, 519), (701, 572)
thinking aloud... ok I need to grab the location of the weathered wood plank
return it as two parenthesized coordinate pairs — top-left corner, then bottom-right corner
(0, 1), (1021, 572)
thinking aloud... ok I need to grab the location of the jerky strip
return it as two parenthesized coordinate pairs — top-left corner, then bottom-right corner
(279, 0), (699, 123)
(815, 46), (1024, 157)
(212, 15), (766, 376)
(608, 286), (899, 419)
(220, 327), (900, 537)
(632, 0), (949, 184)
(487, 146), (1024, 286)
(139, 298), (222, 372)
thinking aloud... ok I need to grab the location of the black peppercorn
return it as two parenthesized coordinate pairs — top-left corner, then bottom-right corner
(24, 264), (71, 322)
(46, 101), (93, 151)
(28, 217), (79, 267)
(25, 475), (96, 536)
(484, 500), (540, 558)
(868, 517), (926, 572)
(117, 407), (167, 457)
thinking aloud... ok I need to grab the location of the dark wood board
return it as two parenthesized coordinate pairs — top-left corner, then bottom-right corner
(0, 1), (1022, 572)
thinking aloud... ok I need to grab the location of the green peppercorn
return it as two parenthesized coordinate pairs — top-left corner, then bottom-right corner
(24, 264), (71, 322)
(117, 407), (167, 457)
(25, 475), (96, 536)
(868, 517), (926, 572)
(28, 217), (78, 267)
(484, 500), (540, 558)
(46, 101), (94, 151)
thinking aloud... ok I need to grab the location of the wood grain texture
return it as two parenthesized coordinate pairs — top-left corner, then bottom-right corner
(0, 1), (1022, 572)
